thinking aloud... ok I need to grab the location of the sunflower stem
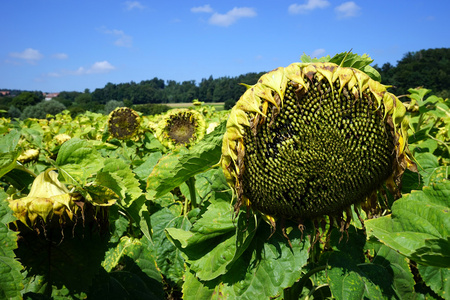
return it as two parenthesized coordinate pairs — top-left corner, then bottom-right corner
(186, 176), (197, 209)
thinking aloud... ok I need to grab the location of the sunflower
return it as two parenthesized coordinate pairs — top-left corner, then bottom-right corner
(107, 107), (141, 140)
(220, 57), (415, 232)
(155, 108), (206, 149)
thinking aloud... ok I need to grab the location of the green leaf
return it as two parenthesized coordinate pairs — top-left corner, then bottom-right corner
(0, 129), (21, 153)
(102, 236), (137, 272)
(0, 190), (23, 300)
(98, 158), (143, 207)
(182, 220), (311, 299)
(411, 237), (450, 268)
(0, 130), (21, 178)
(133, 152), (162, 181)
(167, 203), (255, 282)
(147, 122), (225, 199)
(100, 236), (164, 299)
(418, 264), (450, 299)
(150, 208), (191, 286)
(368, 243), (416, 299)
(329, 52), (381, 82)
(366, 180), (450, 268)
(56, 138), (105, 185)
(415, 153), (449, 186)
(327, 251), (395, 300)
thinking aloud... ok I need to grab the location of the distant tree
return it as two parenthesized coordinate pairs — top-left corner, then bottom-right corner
(123, 98), (133, 107)
(376, 48), (450, 96)
(68, 106), (85, 118)
(224, 99), (236, 110)
(133, 104), (170, 116)
(12, 92), (42, 111)
(8, 106), (21, 119)
(58, 91), (82, 103)
(104, 100), (124, 114)
(74, 93), (92, 106)
(21, 100), (66, 119)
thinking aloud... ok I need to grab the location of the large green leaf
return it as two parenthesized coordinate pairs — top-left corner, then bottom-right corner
(327, 251), (395, 300)
(0, 130), (21, 178)
(368, 243), (416, 299)
(366, 180), (450, 268)
(56, 138), (105, 185)
(167, 204), (254, 282)
(133, 152), (163, 182)
(181, 220), (311, 300)
(147, 122), (225, 199)
(414, 152), (449, 186)
(102, 236), (137, 272)
(418, 264), (450, 299)
(0, 190), (23, 300)
(97, 158), (143, 207)
(149, 207), (191, 286)
(166, 168), (252, 282)
(100, 236), (164, 299)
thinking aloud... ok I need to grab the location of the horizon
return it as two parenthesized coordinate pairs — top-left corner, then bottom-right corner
(1, 0), (449, 93)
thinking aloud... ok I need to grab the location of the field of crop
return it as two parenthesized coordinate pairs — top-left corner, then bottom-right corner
(0, 56), (449, 299)
(165, 102), (225, 110)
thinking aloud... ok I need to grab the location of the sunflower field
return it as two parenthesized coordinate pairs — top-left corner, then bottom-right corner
(0, 53), (449, 300)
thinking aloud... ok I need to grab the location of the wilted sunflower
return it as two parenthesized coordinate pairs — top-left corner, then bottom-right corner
(8, 169), (80, 227)
(107, 107), (141, 140)
(54, 133), (71, 145)
(221, 59), (415, 231)
(155, 108), (206, 148)
(17, 148), (40, 163)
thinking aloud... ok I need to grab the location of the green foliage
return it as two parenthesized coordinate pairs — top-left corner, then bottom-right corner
(7, 106), (21, 119)
(133, 103), (171, 115)
(376, 48), (450, 95)
(21, 99), (67, 119)
(104, 100), (124, 114)
(11, 91), (43, 111)
(0, 72), (449, 298)
(0, 190), (23, 300)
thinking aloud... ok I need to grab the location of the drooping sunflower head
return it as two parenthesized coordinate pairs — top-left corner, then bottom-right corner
(18, 148), (40, 163)
(107, 107), (141, 140)
(221, 58), (414, 227)
(155, 108), (206, 149)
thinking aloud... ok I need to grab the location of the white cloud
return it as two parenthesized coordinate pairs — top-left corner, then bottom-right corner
(9, 48), (43, 63)
(288, 0), (330, 14)
(47, 61), (115, 77)
(98, 27), (133, 47)
(335, 1), (361, 19)
(310, 48), (326, 58)
(191, 4), (213, 13)
(52, 53), (68, 60)
(124, 1), (145, 11)
(209, 7), (257, 27)
(86, 61), (115, 74)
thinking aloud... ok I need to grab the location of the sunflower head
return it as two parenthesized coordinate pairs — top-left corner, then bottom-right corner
(155, 108), (206, 149)
(18, 148), (40, 163)
(107, 107), (141, 140)
(8, 170), (79, 227)
(54, 133), (71, 145)
(221, 59), (414, 227)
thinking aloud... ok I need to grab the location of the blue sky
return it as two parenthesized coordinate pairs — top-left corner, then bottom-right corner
(1, 0), (449, 93)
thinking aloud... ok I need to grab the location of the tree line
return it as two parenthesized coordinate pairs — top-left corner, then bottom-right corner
(1, 48), (448, 119)
(374, 47), (450, 97)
